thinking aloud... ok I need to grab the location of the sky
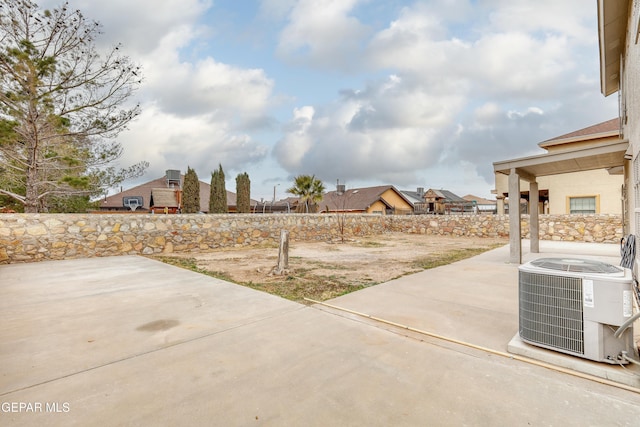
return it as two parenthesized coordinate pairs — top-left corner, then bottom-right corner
(39, 0), (618, 202)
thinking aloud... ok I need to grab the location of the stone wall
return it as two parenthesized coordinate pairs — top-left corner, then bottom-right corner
(0, 213), (623, 264)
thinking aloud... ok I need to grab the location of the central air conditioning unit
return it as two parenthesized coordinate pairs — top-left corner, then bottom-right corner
(518, 258), (636, 364)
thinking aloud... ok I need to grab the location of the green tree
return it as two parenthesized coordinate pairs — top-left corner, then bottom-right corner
(287, 174), (325, 213)
(235, 172), (251, 213)
(0, 1), (148, 212)
(209, 164), (227, 213)
(45, 194), (98, 213)
(182, 167), (200, 213)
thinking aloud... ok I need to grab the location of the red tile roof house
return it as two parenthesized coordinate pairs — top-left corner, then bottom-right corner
(97, 170), (255, 214)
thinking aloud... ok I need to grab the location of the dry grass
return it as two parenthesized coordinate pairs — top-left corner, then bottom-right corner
(154, 240), (504, 304)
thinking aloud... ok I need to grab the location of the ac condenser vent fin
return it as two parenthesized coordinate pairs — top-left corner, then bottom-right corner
(530, 258), (621, 274)
(519, 271), (584, 355)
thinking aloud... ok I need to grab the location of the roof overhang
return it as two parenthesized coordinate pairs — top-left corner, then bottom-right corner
(493, 140), (629, 182)
(538, 129), (620, 149)
(598, 0), (630, 96)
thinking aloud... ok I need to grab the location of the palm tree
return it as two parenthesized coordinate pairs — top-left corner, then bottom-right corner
(287, 175), (325, 213)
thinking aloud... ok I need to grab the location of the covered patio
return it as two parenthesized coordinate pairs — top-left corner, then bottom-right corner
(493, 140), (629, 263)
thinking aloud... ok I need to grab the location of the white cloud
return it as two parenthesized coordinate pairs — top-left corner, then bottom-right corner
(473, 103), (502, 126)
(119, 105), (269, 181)
(276, 0), (370, 70)
(485, 0), (596, 43)
(39, 0), (278, 185)
(273, 106), (315, 169)
(273, 0), (617, 194)
(32, 0), (619, 199)
(139, 30), (275, 118)
(367, 3), (581, 100)
(469, 32), (574, 99)
(367, 8), (468, 76)
(273, 77), (451, 186)
(39, 0), (212, 53)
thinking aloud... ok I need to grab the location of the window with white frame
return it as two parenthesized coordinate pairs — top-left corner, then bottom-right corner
(569, 197), (596, 214)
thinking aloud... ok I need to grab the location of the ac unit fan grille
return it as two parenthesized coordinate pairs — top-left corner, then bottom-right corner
(519, 271), (584, 355)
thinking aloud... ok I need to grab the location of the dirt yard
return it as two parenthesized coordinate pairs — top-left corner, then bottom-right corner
(155, 233), (508, 303)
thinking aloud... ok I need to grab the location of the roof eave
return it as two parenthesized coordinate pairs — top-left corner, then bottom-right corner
(598, 0), (629, 97)
(538, 130), (620, 148)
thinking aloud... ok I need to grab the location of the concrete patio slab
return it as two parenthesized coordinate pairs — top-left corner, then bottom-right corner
(1, 242), (640, 426)
(322, 239), (640, 389)
(1, 256), (302, 395)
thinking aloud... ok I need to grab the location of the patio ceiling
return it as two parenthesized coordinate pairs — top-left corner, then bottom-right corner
(493, 140), (629, 182)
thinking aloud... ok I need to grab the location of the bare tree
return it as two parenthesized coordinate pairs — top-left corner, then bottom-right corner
(0, 1), (147, 212)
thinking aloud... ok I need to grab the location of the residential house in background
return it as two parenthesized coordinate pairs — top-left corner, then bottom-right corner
(463, 195), (497, 214)
(400, 187), (428, 213)
(318, 185), (414, 215)
(423, 189), (474, 214)
(494, 118), (625, 215)
(254, 197), (297, 214)
(98, 170), (255, 213)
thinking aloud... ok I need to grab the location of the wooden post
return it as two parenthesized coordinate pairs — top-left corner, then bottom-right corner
(272, 229), (289, 275)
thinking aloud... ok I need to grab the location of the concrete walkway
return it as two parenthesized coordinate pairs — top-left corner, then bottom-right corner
(1, 241), (639, 426)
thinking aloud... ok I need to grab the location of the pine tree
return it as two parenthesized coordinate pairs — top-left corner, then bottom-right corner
(182, 167), (200, 213)
(209, 164), (228, 213)
(0, 1), (147, 212)
(235, 172), (251, 213)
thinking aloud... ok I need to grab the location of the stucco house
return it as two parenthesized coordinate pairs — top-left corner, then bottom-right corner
(489, 0), (635, 263)
(598, 0), (640, 262)
(494, 118), (625, 215)
(319, 185), (414, 215)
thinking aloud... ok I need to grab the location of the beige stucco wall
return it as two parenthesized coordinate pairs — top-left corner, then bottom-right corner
(494, 170), (623, 215)
(545, 170), (623, 214)
(367, 189), (413, 214)
(367, 201), (386, 214)
(624, 1), (640, 236)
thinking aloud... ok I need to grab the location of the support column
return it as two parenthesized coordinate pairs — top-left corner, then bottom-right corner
(529, 181), (539, 254)
(509, 169), (522, 264)
(496, 195), (505, 215)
